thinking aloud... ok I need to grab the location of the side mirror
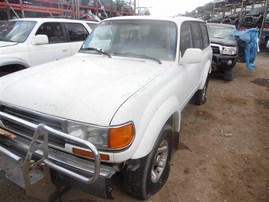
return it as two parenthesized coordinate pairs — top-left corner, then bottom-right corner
(32, 34), (49, 45)
(181, 48), (202, 64)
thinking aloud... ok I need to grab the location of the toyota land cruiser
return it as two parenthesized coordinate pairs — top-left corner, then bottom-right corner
(0, 16), (212, 200)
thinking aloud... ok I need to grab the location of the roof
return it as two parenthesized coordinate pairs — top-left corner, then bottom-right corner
(9, 18), (98, 24)
(102, 15), (204, 24)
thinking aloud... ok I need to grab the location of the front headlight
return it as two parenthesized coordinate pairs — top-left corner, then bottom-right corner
(222, 46), (237, 55)
(66, 121), (135, 150)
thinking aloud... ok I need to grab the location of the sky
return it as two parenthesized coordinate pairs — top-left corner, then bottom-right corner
(138, 0), (212, 16)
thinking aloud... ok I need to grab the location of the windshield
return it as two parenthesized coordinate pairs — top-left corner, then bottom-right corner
(0, 20), (36, 43)
(207, 25), (234, 39)
(81, 20), (177, 61)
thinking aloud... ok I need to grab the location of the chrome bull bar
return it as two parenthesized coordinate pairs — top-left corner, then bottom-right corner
(0, 111), (101, 187)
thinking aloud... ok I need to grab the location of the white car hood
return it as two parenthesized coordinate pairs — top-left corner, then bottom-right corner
(0, 53), (168, 125)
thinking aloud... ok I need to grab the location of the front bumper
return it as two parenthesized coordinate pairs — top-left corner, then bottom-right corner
(212, 54), (237, 71)
(0, 111), (117, 200)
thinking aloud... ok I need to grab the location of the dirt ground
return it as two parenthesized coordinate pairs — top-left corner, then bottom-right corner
(0, 52), (268, 202)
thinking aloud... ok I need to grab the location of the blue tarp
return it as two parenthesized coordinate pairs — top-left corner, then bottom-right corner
(231, 28), (259, 71)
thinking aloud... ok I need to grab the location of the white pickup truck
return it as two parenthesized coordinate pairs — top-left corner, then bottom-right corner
(0, 18), (97, 76)
(0, 16), (212, 200)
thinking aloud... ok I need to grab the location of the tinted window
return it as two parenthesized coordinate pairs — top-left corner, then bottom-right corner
(190, 23), (202, 49)
(200, 24), (209, 48)
(36, 22), (65, 43)
(65, 23), (89, 42)
(180, 23), (193, 57)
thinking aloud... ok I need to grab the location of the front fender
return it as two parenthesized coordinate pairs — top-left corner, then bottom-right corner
(131, 96), (181, 159)
(0, 57), (29, 68)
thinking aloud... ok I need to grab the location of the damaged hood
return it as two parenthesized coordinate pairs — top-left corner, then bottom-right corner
(0, 53), (168, 125)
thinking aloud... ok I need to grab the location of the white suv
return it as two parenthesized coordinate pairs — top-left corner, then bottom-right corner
(0, 18), (97, 76)
(0, 16), (212, 200)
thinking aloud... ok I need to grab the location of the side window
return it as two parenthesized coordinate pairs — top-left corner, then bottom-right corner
(200, 24), (210, 49)
(180, 23), (193, 57)
(65, 23), (89, 42)
(190, 23), (202, 49)
(36, 22), (65, 43)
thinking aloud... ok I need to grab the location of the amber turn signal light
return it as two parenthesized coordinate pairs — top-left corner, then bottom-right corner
(72, 147), (110, 161)
(108, 123), (134, 149)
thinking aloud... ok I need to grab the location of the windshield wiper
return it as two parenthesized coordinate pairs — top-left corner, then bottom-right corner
(113, 52), (162, 64)
(81, 47), (111, 58)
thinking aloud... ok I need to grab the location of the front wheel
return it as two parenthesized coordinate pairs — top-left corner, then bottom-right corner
(223, 68), (235, 81)
(122, 124), (173, 200)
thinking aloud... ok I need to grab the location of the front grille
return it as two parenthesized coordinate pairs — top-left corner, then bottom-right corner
(211, 46), (220, 54)
(0, 104), (65, 148)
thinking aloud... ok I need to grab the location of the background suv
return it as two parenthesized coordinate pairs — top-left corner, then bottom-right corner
(0, 18), (97, 76)
(207, 23), (237, 81)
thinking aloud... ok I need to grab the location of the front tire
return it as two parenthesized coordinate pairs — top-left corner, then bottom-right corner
(122, 124), (173, 200)
(223, 68), (235, 81)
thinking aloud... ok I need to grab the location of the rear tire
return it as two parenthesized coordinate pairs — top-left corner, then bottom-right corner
(191, 74), (209, 105)
(122, 124), (173, 200)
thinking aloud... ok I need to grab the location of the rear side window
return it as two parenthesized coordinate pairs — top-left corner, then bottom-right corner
(180, 23), (193, 57)
(200, 24), (210, 48)
(36, 22), (65, 43)
(190, 23), (202, 49)
(65, 23), (89, 42)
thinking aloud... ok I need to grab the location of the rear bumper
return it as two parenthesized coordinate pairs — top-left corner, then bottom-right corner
(0, 112), (117, 200)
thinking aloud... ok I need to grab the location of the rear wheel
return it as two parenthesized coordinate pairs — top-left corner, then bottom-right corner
(191, 74), (209, 105)
(122, 124), (173, 200)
